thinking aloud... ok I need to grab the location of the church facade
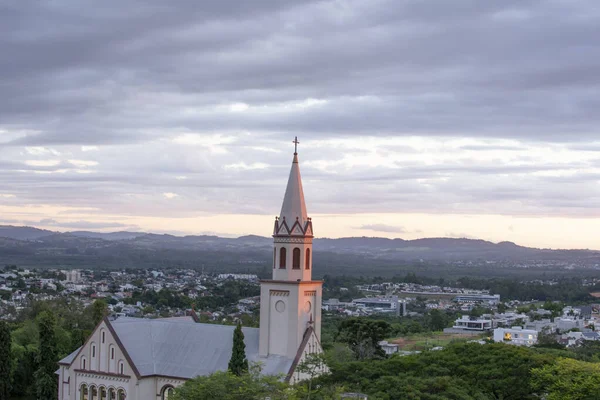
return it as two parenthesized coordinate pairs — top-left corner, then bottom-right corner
(57, 145), (324, 400)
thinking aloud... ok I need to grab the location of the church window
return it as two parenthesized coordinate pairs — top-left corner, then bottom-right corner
(273, 248), (276, 269)
(100, 386), (107, 400)
(117, 389), (126, 400)
(90, 385), (97, 400)
(108, 388), (116, 400)
(80, 384), (88, 400)
(279, 247), (287, 269)
(111, 347), (115, 360)
(81, 356), (87, 370)
(161, 386), (175, 400)
(101, 331), (105, 343)
(292, 248), (301, 269)
(92, 344), (96, 358)
(305, 248), (311, 270)
(118, 360), (124, 375)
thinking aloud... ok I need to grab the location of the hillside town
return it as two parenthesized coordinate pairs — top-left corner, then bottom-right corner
(3, 265), (600, 354)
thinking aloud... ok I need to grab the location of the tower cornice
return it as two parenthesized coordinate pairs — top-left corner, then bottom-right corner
(260, 280), (324, 285)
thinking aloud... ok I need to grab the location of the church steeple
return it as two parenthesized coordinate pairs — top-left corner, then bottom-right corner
(276, 138), (310, 236)
(272, 138), (313, 281)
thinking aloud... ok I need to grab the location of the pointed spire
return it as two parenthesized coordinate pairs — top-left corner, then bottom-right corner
(279, 139), (308, 229)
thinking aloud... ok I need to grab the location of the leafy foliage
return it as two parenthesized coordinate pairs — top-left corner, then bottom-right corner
(34, 311), (58, 400)
(173, 365), (290, 400)
(91, 299), (108, 325)
(531, 358), (600, 400)
(0, 321), (11, 399)
(336, 318), (391, 360)
(8, 298), (99, 398)
(321, 342), (558, 400)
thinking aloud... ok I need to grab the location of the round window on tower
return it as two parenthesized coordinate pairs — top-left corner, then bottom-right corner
(304, 301), (312, 313)
(275, 300), (286, 313)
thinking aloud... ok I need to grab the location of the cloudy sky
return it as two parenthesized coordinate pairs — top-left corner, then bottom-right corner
(1, 0), (600, 249)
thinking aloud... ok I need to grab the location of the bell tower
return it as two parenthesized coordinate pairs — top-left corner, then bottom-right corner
(259, 138), (323, 359)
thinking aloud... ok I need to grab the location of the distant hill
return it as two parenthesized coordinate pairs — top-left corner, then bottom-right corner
(0, 225), (54, 240)
(0, 225), (599, 277)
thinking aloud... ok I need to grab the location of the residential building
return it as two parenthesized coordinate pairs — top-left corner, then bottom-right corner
(454, 294), (500, 304)
(378, 341), (399, 355)
(452, 316), (492, 331)
(352, 296), (405, 315)
(493, 327), (538, 346)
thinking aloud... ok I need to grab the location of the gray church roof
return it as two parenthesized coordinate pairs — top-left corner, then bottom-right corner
(60, 346), (81, 365)
(109, 317), (293, 379)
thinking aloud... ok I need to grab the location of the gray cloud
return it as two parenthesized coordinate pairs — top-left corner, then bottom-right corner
(2, 0), (600, 144)
(1, 0), (600, 229)
(38, 219), (139, 230)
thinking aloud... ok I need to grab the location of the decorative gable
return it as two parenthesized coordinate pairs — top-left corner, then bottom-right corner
(286, 327), (328, 384)
(291, 221), (304, 236)
(304, 222), (313, 237)
(62, 318), (138, 379)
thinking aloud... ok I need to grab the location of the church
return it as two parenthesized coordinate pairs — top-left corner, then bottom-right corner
(57, 142), (325, 400)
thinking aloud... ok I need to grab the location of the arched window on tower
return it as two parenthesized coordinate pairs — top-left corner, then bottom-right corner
(273, 248), (276, 269)
(279, 247), (287, 269)
(90, 385), (98, 400)
(305, 248), (311, 270)
(80, 384), (88, 400)
(292, 248), (301, 269)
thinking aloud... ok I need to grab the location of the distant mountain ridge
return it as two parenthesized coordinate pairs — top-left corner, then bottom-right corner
(0, 225), (54, 240)
(0, 225), (599, 272)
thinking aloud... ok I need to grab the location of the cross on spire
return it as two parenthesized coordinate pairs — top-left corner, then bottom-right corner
(293, 136), (300, 155)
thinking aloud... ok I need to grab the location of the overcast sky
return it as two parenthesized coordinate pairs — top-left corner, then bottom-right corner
(1, 0), (600, 249)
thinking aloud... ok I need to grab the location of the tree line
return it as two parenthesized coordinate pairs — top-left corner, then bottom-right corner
(1, 298), (108, 399)
(172, 316), (600, 399)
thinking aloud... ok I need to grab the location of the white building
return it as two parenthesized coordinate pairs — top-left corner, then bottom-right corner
(454, 294), (500, 304)
(493, 327), (538, 346)
(492, 312), (529, 328)
(555, 317), (585, 333)
(352, 296), (404, 315)
(62, 269), (83, 283)
(378, 341), (399, 355)
(58, 144), (326, 400)
(452, 316), (492, 331)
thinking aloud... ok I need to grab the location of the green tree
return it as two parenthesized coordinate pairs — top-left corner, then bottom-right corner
(322, 342), (554, 400)
(336, 318), (391, 360)
(228, 323), (248, 376)
(532, 358), (600, 400)
(427, 309), (448, 331)
(295, 353), (328, 400)
(174, 365), (290, 400)
(0, 321), (11, 399)
(34, 311), (58, 400)
(91, 299), (108, 325)
(535, 330), (562, 349)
